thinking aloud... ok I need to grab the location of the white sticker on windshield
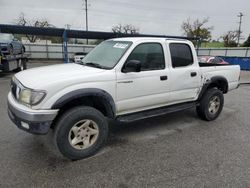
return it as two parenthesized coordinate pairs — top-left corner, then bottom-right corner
(113, 43), (128, 49)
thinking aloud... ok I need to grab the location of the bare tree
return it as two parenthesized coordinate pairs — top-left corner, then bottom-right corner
(112, 24), (123, 34)
(16, 12), (54, 42)
(112, 24), (139, 34)
(181, 17), (213, 42)
(222, 31), (239, 47)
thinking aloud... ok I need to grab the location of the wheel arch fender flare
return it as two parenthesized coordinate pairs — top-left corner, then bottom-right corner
(51, 88), (116, 118)
(198, 76), (228, 100)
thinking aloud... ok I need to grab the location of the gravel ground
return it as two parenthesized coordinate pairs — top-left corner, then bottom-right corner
(0, 62), (250, 188)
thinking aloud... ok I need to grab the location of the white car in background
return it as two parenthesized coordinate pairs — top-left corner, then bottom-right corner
(198, 56), (229, 65)
(73, 52), (87, 63)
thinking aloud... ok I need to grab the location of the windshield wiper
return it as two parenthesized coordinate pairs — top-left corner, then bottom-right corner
(81, 62), (108, 69)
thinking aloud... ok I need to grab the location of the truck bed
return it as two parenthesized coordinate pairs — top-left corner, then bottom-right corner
(199, 62), (231, 67)
(199, 63), (240, 91)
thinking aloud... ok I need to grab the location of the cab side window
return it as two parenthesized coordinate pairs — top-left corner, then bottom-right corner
(169, 43), (193, 68)
(126, 43), (165, 71)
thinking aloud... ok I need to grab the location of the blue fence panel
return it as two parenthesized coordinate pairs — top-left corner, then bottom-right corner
(220, 57), (250, 70)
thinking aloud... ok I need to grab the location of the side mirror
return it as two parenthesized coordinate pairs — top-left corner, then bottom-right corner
(122, 60), (141, 73)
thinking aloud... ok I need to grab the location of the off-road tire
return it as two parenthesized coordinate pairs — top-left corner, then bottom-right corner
(196, 88), (224, 121)
(54, 106), (109, 160)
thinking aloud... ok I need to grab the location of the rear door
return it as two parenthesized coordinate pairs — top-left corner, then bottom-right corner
(168, 42), (201, 103)
(116, 42), (171, 115)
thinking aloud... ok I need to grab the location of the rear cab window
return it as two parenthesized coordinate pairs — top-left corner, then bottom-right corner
(169, 43), (193, 68)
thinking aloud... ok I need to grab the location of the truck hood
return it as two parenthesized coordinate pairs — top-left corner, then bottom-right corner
(15, 63), (107, 89)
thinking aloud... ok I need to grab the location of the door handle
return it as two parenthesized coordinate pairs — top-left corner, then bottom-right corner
(160, 75), (168, 81)
(117, 80), (133, 84)
(190, 72), (197, 77)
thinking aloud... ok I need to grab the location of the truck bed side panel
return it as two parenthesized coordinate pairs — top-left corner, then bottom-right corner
(200, 65), (240, 91)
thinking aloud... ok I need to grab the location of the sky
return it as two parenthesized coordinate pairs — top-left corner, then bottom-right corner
(0, 0), (249, 42)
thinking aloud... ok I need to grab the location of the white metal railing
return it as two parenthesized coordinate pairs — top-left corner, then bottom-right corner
(24, 43), (250, 59)
(24, 43), (96, 59)
(197, 47), (250, 57)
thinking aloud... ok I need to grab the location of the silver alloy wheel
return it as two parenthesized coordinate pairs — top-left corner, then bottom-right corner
(208, 96), (220, 115)
(68, 119), (99, 150)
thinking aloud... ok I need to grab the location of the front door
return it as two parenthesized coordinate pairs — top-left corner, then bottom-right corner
(116, 42), (171, 115)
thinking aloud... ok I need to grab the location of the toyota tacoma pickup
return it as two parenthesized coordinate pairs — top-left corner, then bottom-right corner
(7, 37), (240, 160)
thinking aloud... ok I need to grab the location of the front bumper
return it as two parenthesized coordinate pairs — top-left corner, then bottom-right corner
(7, 93), (58, 135)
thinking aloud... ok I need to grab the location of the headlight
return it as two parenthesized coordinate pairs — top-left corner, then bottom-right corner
(11, 77), (46, 106)
(19, 89), (31, 104)
(19, 89), (46, 106)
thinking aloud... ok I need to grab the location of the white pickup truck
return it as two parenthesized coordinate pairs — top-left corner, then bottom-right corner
(8, 37), (240, 160)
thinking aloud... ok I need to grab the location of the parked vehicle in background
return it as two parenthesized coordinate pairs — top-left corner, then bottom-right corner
(0, 33), (25, 55)
(8, 37), (240, 160)
(198, 56), (229, 65)
(73, 52), (87, 63)
(0, 53), (28, 72)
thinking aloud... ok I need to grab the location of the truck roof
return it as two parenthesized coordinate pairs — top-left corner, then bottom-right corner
(110, 37), (188, 43)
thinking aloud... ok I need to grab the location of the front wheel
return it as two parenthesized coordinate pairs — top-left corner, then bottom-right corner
(196, 88), (224, 121)
(54, 106), (109, 160)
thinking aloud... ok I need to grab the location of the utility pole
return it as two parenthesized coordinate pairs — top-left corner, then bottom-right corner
(237, 12), (243, 47)
(83, 0), (89, 44)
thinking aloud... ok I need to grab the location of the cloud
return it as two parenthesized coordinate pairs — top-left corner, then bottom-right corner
(0, 0), (249, 40)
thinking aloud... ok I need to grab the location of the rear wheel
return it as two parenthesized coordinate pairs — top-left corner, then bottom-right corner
(54, 106), (109, 160)
(196, 88), (224, 121)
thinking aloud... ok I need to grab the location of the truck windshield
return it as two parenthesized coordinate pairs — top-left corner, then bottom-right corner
(81, 40), (132, 69)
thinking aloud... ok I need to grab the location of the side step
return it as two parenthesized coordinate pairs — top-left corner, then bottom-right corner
(116, 102), (197, 122)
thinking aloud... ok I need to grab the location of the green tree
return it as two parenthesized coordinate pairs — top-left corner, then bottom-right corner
(181, 17), (213, 42)
(242, 34), (250, 47)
